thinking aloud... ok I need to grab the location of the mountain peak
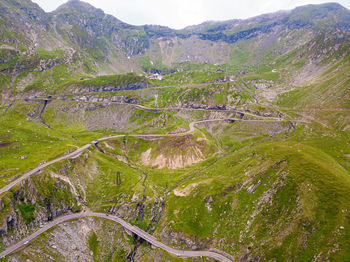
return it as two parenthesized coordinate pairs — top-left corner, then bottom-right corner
(295, 2), (347, 10)
(54, 0), (104, 16)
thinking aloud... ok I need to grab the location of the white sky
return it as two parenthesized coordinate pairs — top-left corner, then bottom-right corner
(32, 0), (350, 29)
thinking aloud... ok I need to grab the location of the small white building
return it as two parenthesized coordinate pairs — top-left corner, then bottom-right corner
(146, 73), (164, 81)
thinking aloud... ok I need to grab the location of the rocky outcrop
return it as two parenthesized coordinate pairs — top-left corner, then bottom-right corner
(248, 80), (273, 89)
(53, 0), (150, 57)
(241, 107), (281, 118)
(37, 57), (66, 72)
(160, 227), (212, 251)
(199, 22), (278, 44)
(0, 177), (79, 247)
(203, 76), (234, 84)
(1, 1), (349, 94)
(7, 217), (133, 262)
(78, 95), (139, 104)
(180, 103), (228, 111)
(81, 81), (149, 93)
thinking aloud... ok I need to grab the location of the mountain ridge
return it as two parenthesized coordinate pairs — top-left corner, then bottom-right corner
(0, 0), (350, 95)
(53, 1), (350, 30)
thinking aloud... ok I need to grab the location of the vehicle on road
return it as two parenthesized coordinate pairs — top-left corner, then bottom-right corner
(24, 241), (29, 245)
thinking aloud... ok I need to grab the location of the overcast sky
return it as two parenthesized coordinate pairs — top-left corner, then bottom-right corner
(32, 0), (350, 29)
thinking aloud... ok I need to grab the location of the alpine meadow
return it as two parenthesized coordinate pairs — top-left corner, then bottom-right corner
(0, 0), (350, 261)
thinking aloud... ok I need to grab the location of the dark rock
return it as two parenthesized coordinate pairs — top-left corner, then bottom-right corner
(0, 229), (7, 237)
(0, 199), (4, 212)
(86, 104), (105, 111)
(6, 215), (15, 230)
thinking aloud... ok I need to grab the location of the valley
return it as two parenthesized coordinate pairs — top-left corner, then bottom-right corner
(0, 0), (350, 261)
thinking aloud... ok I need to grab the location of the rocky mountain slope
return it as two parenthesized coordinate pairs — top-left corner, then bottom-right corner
(0, 0), (350, 261)
(1, 0), (350, 97)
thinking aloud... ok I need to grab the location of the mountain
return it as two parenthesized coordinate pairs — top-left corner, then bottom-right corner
(1, 0), (350, 95)
(0, 1), (350, 261)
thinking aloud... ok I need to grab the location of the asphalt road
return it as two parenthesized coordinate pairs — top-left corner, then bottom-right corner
(0, 212), (232, 262)
(27, 97), (282, 121)
(115, 103), (282, 121)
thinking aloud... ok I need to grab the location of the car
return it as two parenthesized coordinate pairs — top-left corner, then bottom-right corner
(24, 241), (29, 245)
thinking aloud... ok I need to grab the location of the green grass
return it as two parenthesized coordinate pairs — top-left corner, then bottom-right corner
(1, 42), (349, 261)
(161, 134), (350, 259)
(243, 71), (280, 82)
(149, 70), (226, 86)
(88, 231), (99, 259)
(143, 82), (252, 108)
(0, 101), (114, 187)
(277, 57), (350, 108)
(1, 96), (349, 261)
(67, 150), (142, 211)
(36, 49), (65, 60)
(18, 203), (35, 224)
(33, 173), (80, 210)
(77, 73), (144, 87)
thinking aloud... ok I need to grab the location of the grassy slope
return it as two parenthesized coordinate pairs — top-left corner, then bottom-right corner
(277, 57), (350, 109)
(1, 34), (349, 262)
(161, 125), (350, 260)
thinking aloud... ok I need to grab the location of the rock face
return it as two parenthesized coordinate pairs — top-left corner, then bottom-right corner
(0, 177), (79, 247)
(1, 0), (350, 83)
(248, 80), (274, 89)
(53, 0), (150, 57)
(37, 58), (65, 72)
(7, 217), (133, 262)
(78, 95), (139, 104)
(82, 81), (149, 93)
(160, 227), (211, 251)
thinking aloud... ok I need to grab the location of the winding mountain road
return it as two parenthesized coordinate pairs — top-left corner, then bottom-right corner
(26, 97), (282, 121)
(121, 103), (281, 120)
(0, 117), (281, 196)
(0, 117), (284, 260)
(0, 212), (232, 261)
